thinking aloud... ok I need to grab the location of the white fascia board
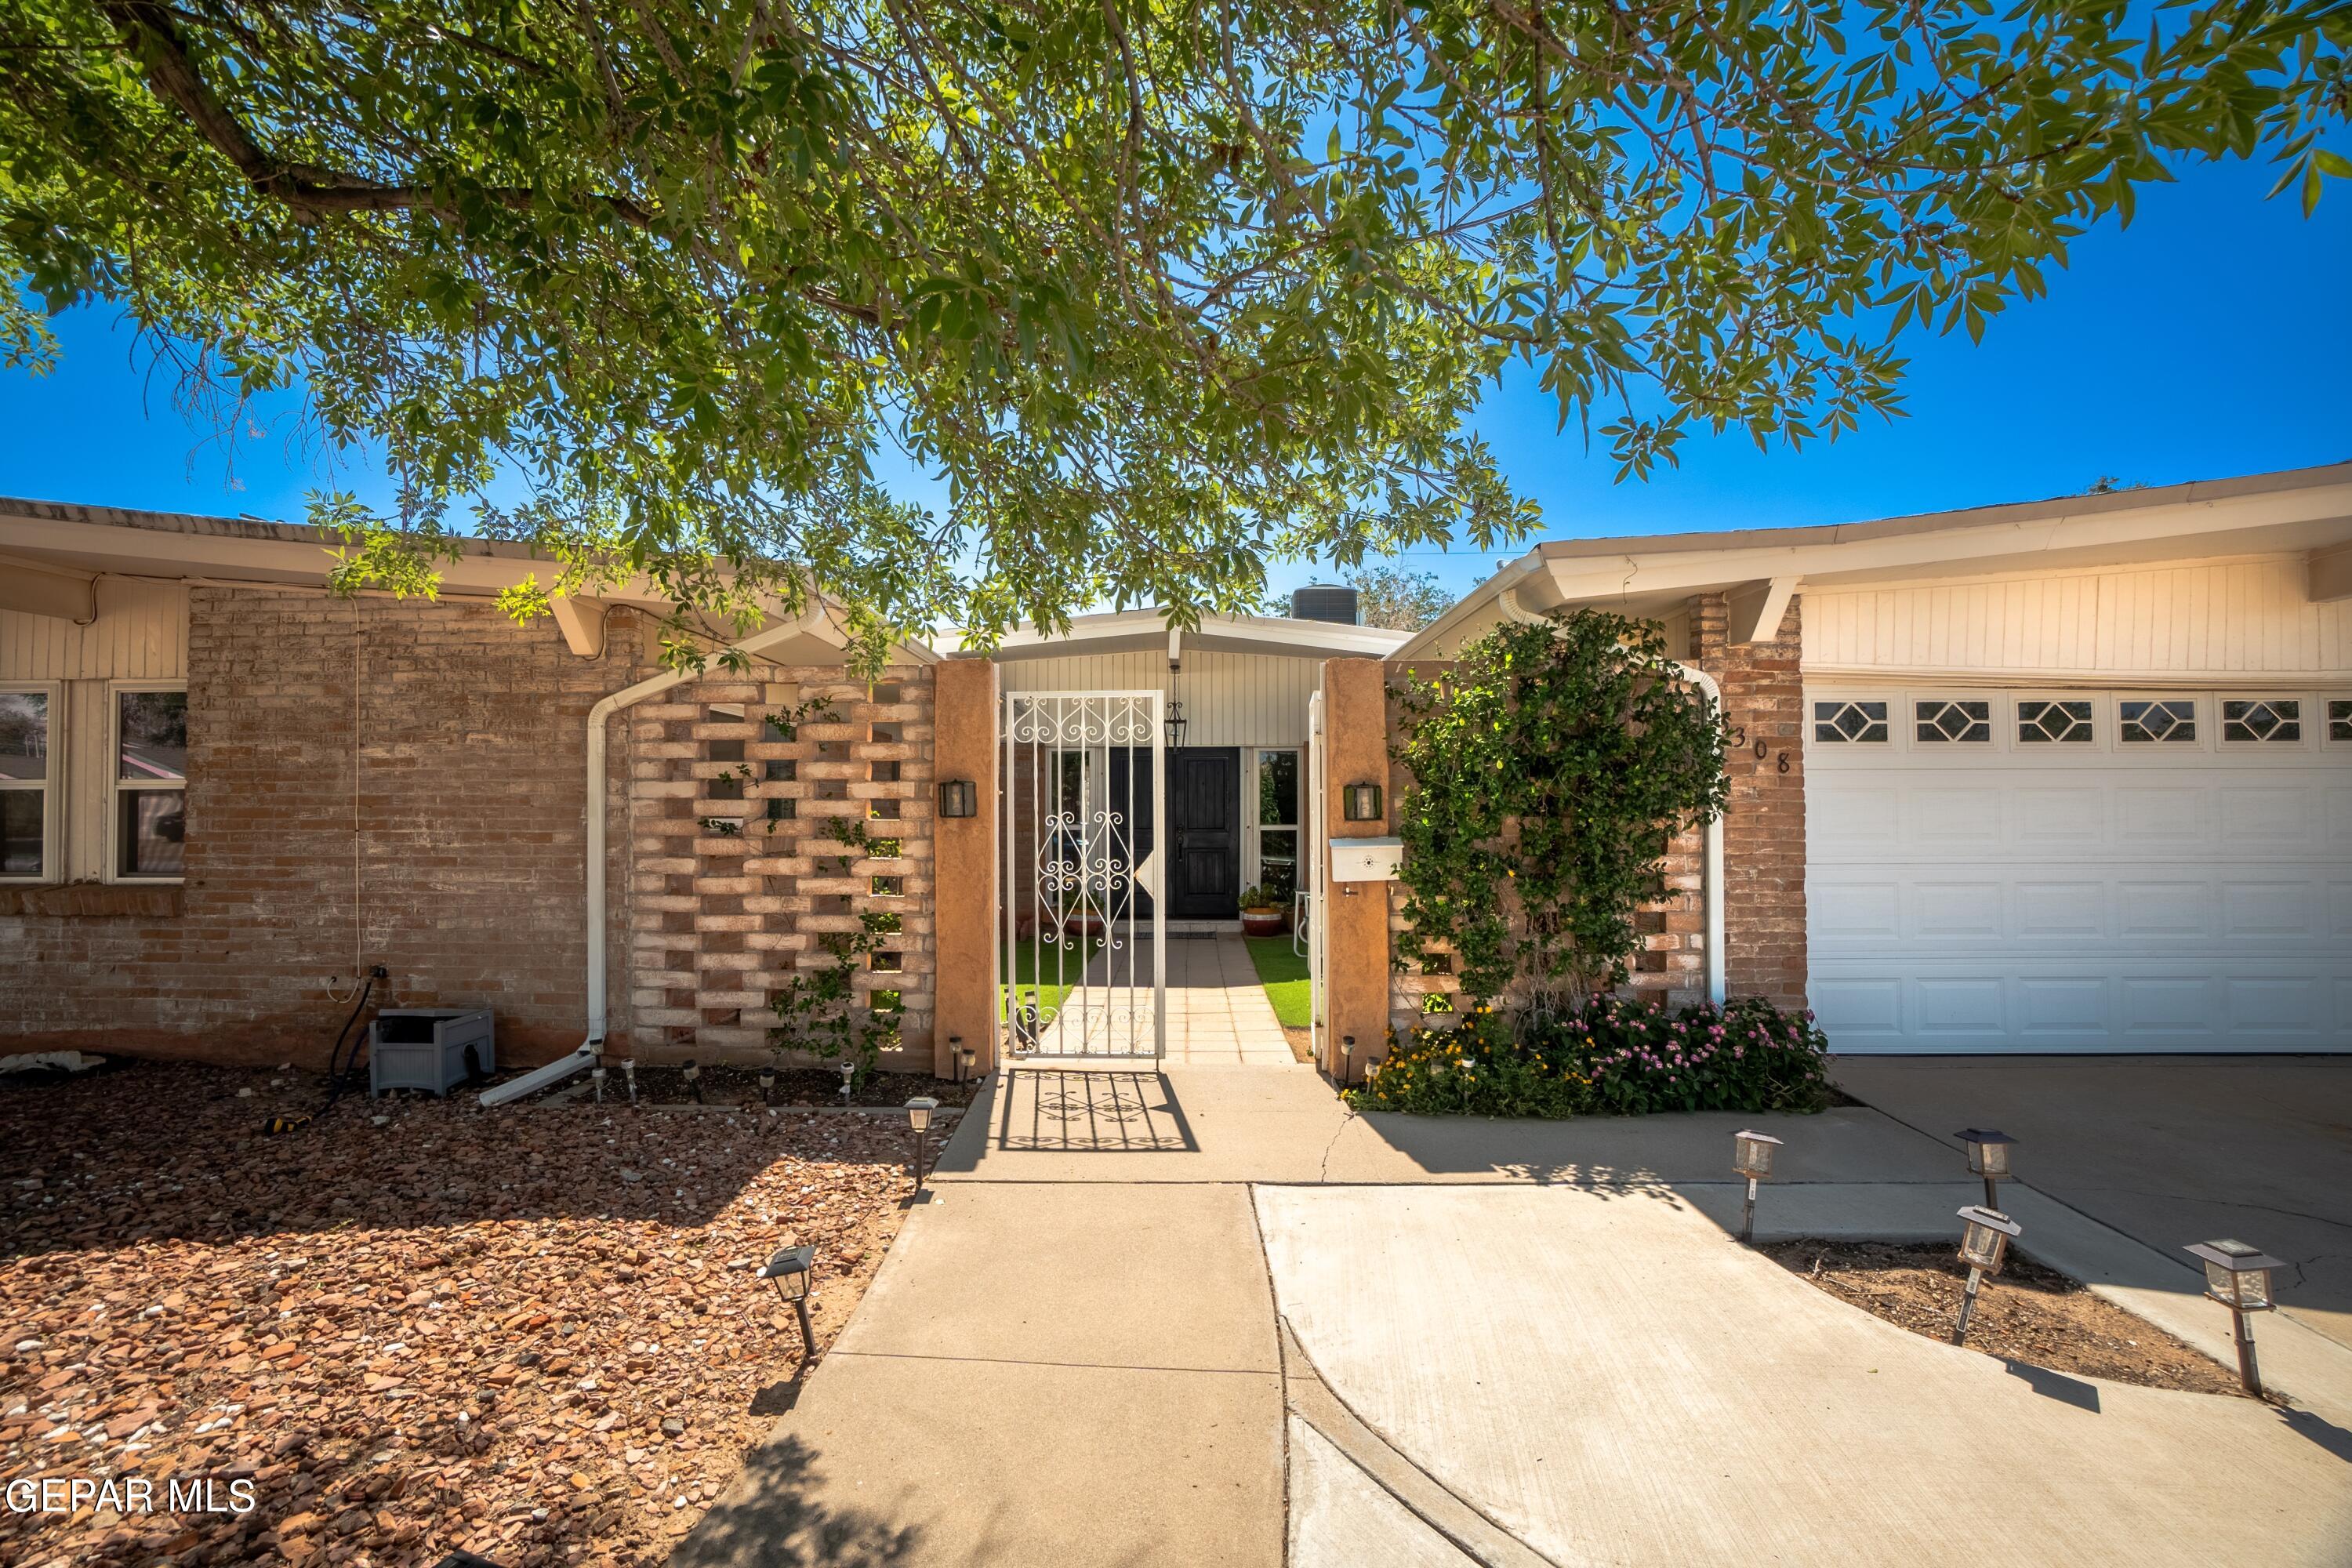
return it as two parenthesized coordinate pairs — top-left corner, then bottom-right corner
(1535, 482), (2352, 608)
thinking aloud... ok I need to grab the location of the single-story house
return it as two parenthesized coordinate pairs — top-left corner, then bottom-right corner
(2, 461), (2346, 1083)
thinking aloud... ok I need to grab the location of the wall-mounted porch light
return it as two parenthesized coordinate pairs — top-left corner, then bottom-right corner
(938, 779), (978, 818)
(1732, 1129), (1783, 1243)
(1164, 700), (1188, 750)
(1951, 1205), (2021, 1345)
(2185, 1239), (2285, 1396)
(906, 1097), (940, 1194)
(1342, 781), (1385, 822)
(760, 1244), (817, 1356)
(1955, 1128), (2016, 1210)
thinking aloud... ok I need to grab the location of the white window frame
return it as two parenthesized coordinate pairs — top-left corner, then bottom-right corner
(1810, 695), (1894, 746)
(2215, 693), (2313, 753)
(107, 679), (189, 884)
(2325, 694), (2352, 750)
(2010, 691), (2106, 752)
(0, 680), (62, 884)
(1242, 746), (1303, 901)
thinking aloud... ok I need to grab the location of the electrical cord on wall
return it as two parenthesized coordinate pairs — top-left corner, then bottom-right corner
(263, 964), (386, 1135)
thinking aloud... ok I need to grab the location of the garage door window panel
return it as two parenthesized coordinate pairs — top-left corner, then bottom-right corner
(1814, 700), (1889, 743)
(2330, 700), (2351, 743)
(1915, 699), (1991, 743)
(2017, 699), (2095, 745)
(2221, 699), (2300, 745)
(2120, 699), (2198, 744)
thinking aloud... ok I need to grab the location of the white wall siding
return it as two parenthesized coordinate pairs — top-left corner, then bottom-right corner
(993, 648), (1328, 747)
(1804, 557), (2350, 682)
(0, 580), (189, 681)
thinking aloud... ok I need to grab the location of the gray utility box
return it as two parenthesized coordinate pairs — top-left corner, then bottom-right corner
(369, 1008), (495, 1098)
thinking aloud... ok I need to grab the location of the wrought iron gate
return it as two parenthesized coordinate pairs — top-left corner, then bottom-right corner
(1000, 691), (1166, 1060)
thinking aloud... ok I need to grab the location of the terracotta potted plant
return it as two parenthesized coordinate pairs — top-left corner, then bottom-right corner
(1239, 885), (1287, 938)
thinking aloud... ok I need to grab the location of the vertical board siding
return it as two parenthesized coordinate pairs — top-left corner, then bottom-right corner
(0, 581), (189, 680)
(1805, 557), (2350, 679)
(992, 648), (1327, 746)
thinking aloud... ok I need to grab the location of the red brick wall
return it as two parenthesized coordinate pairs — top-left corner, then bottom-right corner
(0, 589), (649, 1069)
(1691, 591), (1808, 1009)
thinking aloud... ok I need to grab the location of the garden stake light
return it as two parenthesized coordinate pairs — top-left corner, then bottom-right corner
(622, 1058), (637, 1105)
(2185, 1240), (2286, 1396)
(1731, 1130), (1782, 1244)
(949, 1035), (965, 1084)
(590, 1063), (606, 1105)
(1951, 1206), (2021, 1345)
(760, 1244), (818, 1359)
(837, 1059), (856, 1105)
(684, 1060), (702, 1103)
(757, 1065), (776, 1104)
(906, 1097), (939, 1193)
(1955, 1128), (2016, 1210)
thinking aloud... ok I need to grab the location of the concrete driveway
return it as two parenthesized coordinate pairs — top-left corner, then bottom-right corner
(1832, 1055), (2352, 1348)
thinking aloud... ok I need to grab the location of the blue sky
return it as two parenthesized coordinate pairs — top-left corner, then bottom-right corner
(2, 156), (2343, 607)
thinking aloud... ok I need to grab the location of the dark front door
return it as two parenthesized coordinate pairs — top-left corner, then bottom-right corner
(1168, 748), (1240, 920)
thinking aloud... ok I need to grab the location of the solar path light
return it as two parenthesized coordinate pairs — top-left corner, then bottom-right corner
(2185, 1240), (2286, 1396)
(683, 1060), (703, 1103)
(1955, 1128), (2016, 1210)
(837, 1058), (857, 1105)
(757, 1065), (776, 1105)
(1731, 1130), (1783, 1244)
(590, 1062), (607, 1105)
(622, 1058), (637, 1104)
(906, 1097), (940, 1194)
(1951, 1206), (2021, 1345)
(760, 1244), (817, 1357)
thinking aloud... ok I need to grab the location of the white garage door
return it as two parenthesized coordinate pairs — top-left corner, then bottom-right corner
(1806, 688), (2352, 1053)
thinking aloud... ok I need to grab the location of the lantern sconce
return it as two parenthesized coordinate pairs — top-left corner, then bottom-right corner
(2186, 1239), (2285, 1396)
(938, 779), (978, 818)
(1955, 1128), (2016, 1210)
(906, 1097), (941, 1196)
(1342, 781), (1385, 822)
(1952, 1205), (2021, 1345)
(1731, 1130), (1783, 1244)
(760, 1243), (818, 1357)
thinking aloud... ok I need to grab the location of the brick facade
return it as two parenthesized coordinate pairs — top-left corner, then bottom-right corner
(1691, 591), (1808, 1010)
(0, 589), (652, 1068)
(619, 668), (936, 1069)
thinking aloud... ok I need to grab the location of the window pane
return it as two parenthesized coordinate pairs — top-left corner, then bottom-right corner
(0, 691), (48, 781)
(2, 790), (41, 877)
(1258, 829), (1298, 899)
(118, 787), (186, 877)
(1257, 750), (1300, 826)
(119, 691), (188, 782)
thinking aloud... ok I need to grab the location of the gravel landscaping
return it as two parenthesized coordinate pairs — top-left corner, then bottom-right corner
(1766, 1238), (2246, 1398)
(1, 1060), (956, 1568)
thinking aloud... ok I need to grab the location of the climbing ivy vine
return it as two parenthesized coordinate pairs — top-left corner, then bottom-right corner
(1391, 609), (1729, 1018)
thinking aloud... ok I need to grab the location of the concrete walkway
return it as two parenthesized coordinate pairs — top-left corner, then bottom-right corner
(678, 1056), (2352, 1567)
(1833, 1054), (2352, 1348)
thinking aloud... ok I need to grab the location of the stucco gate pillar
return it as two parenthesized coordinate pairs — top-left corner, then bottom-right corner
(1319, 658), (1392, 1082)
(931, 659), (1000, 1076)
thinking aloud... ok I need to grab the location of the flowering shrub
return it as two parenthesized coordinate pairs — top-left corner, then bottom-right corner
(1345, 995), (1829, 1119)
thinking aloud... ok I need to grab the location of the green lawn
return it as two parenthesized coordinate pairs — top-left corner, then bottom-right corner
(1000, 935), (1103, 1023)
(1245, 936), (1312, 1029)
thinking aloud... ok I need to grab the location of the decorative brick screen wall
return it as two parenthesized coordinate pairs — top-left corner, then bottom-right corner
(621, 667), (936, 1069)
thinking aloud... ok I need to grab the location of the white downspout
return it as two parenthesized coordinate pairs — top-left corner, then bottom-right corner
(479, 609), (822, 1106)
(1495, 586), (1729, 1007)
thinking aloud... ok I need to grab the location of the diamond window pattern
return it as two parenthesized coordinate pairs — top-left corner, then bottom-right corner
(1814, 700), (1889, 743)
(2119, 699), (2196, 744)
(2222, 699), (2300, 743)
(2328, 700), (2350, 742)
(1915, 699), (1991, 742)
(2016, 699), (2093, 744)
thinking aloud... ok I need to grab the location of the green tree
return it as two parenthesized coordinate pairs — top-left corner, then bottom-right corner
(1345, 564), (1452, 631)
(4, 2), (2344, 663)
